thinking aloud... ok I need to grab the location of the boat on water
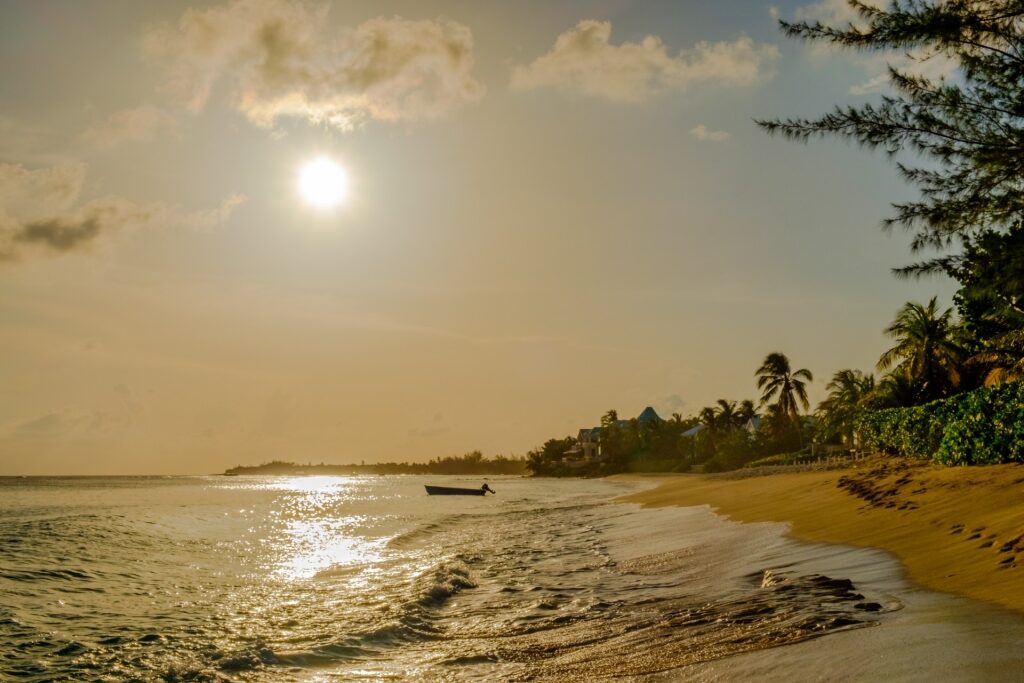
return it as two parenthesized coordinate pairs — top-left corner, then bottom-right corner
(425, 484), (495, 496)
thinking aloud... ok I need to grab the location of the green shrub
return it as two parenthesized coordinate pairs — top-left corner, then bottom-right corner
(856, 380), (1024, 465)
(702, 431), (758, 472)
(935, 380), (1024, 465)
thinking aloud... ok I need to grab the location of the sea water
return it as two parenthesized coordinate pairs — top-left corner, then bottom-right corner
(2, 475), (1022, 681)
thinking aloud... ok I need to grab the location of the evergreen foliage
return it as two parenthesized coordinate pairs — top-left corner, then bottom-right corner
(759, 0), (1024, 284)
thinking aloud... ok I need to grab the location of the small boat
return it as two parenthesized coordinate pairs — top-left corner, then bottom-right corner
(425, 484), (495, 496)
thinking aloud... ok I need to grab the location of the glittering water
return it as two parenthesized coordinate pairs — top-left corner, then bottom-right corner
(2, 476), (1022, 681)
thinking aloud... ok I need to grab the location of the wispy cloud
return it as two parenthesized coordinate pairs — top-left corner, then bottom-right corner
(7, 409), (110, 439)
(80, 105), (179, 150)
(789, 0), (957, 94)
(689, 124), (730, 142)
(0, 162), (245, 262)
(11, 412), (69, 437)
(793, 0), (880, 24)
(658, 393), (688, 414)
(145, 0), (483, 131)
(511, 20), (778, 103)
(179, 193), (248, 231)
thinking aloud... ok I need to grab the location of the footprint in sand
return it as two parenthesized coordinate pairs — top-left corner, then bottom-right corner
(949, 524), (965, 535)
(999, 536), (1022, 553)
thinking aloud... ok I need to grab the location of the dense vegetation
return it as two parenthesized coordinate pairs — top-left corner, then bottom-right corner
(225, 451), (527, 476)
(857, 380), (1024, 464)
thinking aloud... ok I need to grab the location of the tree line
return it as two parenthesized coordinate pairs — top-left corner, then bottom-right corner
(225, 451), (527, 476)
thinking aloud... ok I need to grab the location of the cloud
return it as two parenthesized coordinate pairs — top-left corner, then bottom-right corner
(793, 0), (882, 25)
(8, 410), (109, 438)
(179, 193), (248, 230)
(659, 394), (688, 413)
(145, 0), (483, 131)
(80, 105), (179, 150)
(11, 201), (151, 254)
(12, 412), (68, 437)
(689, 124), (730, 142)
(511, 20), (779, 103)
(0, 162), (245, 262)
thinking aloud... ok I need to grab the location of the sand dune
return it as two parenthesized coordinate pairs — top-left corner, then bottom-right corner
(616, 456), (1024, 614)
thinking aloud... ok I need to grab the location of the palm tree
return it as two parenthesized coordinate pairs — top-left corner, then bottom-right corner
(737, 400), (758, 425)
(698, 406), (718, 431)
(869, 370), (921, 409)
(714, 399), (740, 431)
(816, 369), (874, 444)
(756, 352), (813, 423)
(693, 405), (720, 458)
(877, 297), (963, 402)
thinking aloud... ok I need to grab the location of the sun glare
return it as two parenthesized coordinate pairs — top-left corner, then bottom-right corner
(298, 156), (350, 209)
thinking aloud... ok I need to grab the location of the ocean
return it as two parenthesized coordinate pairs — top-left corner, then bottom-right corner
(2, 475), (1022, 681)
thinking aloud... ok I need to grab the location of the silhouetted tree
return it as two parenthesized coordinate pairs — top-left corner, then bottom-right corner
(756, 352), (813, 421)
(878, 297), (964, 402)
(816, 369), (875, 443)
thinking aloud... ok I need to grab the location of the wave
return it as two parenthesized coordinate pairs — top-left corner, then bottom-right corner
(415, 560), (477, 609)
(272, 557), (481, 670)
(2, 568), (98, 582)
(493, 568), (896, 681)
(386, 516), (462, 550)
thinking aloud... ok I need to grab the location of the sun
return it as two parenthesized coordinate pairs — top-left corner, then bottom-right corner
(297, 156), (350, 209)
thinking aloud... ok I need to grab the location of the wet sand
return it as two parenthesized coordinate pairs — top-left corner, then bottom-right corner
(615, 456), (1024, 614)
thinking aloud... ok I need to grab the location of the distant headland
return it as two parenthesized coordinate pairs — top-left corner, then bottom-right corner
(223, 451), (527, 476)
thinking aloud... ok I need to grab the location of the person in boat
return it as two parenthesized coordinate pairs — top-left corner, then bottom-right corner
(481, 483), (495, 494)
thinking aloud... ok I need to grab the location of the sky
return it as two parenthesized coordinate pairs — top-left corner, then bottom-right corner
(0, 0), (958, 474)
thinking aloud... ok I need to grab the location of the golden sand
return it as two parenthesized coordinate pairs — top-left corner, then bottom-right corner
(616, 457), (1024, 614)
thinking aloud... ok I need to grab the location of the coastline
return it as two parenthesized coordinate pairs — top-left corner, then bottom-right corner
(613, 456), (1024, 615)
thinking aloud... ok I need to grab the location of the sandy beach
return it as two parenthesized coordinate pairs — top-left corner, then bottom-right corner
(616, 456), (1024, 615)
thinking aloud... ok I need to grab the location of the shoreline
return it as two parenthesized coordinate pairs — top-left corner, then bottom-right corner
(613, 456), (1024, 615)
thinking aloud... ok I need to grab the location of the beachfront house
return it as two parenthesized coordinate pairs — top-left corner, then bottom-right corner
(564, 407), (665, 463)
(745, 416), (762, 435)
(681, 424), (705, 438)
(636, 406), (664, 426)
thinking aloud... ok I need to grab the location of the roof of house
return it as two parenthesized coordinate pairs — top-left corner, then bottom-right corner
(681, 424), (705, 438)
(636, 406), (663, 424)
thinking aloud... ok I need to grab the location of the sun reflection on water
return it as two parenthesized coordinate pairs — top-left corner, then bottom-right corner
(242, 476), (389, 581)
(278, 517), (386, 580)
